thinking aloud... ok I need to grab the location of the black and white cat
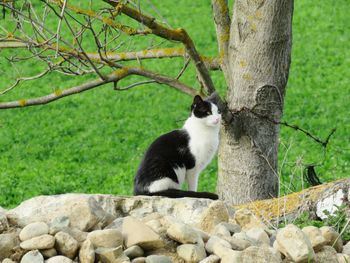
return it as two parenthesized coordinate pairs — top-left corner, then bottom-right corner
(134, 95), (221, 200)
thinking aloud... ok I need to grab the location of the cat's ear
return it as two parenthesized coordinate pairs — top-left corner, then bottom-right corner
(193, 95), (203, 105)
(206, 92), (219, 104)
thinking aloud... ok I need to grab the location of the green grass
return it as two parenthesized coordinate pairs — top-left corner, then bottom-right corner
(0, 0), (349, 208)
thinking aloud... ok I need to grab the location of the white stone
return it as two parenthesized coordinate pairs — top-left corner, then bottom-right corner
(199, 201), (229, 233)
(205, 235), (231, 254)
(343, 241), (350, 256)
(79, 239), (95, 263)
(302, 226), (327, 251)
(87, 229), (123, 248)
(167, 222), (201, 244)
(45, 255), (73, 263)
(49, 216), (70, 235)
(20, 234), (55, 250)
(316, 189), (345, 219)
(122, 216), (164, 250)
(145, 255), (172, 263)
(198, 255), (220, 263)
(2, 259), (16, 263)
(20, 250), (44, 263)
(40, 248), (57, 258)
(124, 246), (144, 259)
(20, 222), (49, 241)
(246, 227), (270, 246)
(177, 244), (207, 262)
(241, 246), (282, 263)
(275, 224), (315, 262)
(338, 253), (350, 263)
(95, 246), (129, 263)
(55, 231), (79, 259)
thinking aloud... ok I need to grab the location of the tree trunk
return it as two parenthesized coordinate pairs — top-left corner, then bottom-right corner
(217, 0), (294, 204)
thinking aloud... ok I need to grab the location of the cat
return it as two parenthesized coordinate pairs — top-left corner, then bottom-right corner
(134, 94), (221, 200)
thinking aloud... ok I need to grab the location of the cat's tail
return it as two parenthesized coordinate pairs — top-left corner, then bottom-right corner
(140, 189), (219, 200)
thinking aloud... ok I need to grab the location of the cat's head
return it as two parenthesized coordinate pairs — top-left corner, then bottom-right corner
(191, 94), (221, 127)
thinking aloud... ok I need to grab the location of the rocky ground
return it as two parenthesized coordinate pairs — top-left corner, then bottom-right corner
(0, 179), (349, 263)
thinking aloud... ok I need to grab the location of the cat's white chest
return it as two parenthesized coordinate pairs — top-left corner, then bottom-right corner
(189, 135), (219, 171)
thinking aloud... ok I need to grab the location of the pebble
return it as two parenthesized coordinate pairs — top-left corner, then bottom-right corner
(177, 244), (207, 262)
(45, 255), (73, 263)
(55, 231), (79, 259)
(124, 245), (144, 259)
(19, 222), (49, 241)
(167, 222), (201, 244)
(79, 239), (95, 263)
(20, 250), (44, 263)
(20, 234), (55, 250)
(145, 255), (172, 263)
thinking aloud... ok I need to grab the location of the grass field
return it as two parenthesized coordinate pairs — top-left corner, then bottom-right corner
(0, 1), (349, 208)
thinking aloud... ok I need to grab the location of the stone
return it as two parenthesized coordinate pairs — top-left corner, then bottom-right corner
(275, 224), (315, 262)
(45, 256), (73, 263)
(177, 244), (207, 262)
(232, 232), (254, 244)
(0, 209), (9, 234)
(105, 217), (124, 231)
(233, 208), (267, 231)
(2, 259), (16, 263)
(302, 226), (327, 251)
(199, 201), (229, 233)
(132, 258), (146, 263)
(316, 189), (346, 219)
(320, 226), (343, 252)
(55, 231), (79, 259)
(87, 229), (123, 248)
(0, 232), (19, 261)
(20, 222), (49, 241)
(212, 224), (230, 237)
(20, 250), (44, 263)
(7, 194), (116, 231)
(211, 245), (241, 262)
(217, 222), (241, 235)
(198, 255), (220, 263)
(49, 216), (70, 235)
(314, 246), (338, 263)
(95, 246), (130, 263)
(145, 220), (165, 234)
(79, 239), (95, 263)
(167, 222), (201, 244)
(192, 227), (210, 242)
(343, 241), (350, 256)
(59, 227), (88, 243)
(122, 216), (164, 250)
(145, 255), (172, 263)
(124, 246), (144, 259)
(20, 234), (55, 250)
(338, 253), (350, 263)
(205, 235), (231, 254)
(241, 246), (282, 263)
(246, 227), (270, 246)
(224, 236), (251, 251)
(40, 248), (57, 258)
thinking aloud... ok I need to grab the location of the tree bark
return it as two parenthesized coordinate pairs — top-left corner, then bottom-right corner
(217, 0), (294, 204)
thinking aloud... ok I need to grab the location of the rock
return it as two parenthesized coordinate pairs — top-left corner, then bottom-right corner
(216, 222), (241, 235)
(8, 245), (26, 262)
(192, 227), (210, 243)
(87, 229), (123, 248)
(212, 224), (230, 237)
(40, 248), (57, 258)
(275, 224), (315, 262)
(122, 216), (164, 250)
(177, 244), (207, 262)
(314, 246), (338, 263)
(211, 245), (241, 262)
(45, 256), (73, 263)
(241, 246), (282, 263)
(224, 236), (251, 251)
(199, 201), (229, 233)
(2, 259), (16, 263)
(7, 194), (116, 231)
(343, 241), (350, 256)
(302, 226), (326, 251)
(95, 246), (129, 263)
(19, 222), (49, 241)
(132, 258), (146, 263)
(167, 222), (201, 244)
(234, 208), (267, 231)
(20, 250), (44, 263)
(105, 217), (124, 231)
(0, 209), (9, 234)
(49, 216), (70, 235)
(205, 236), (231, 254)
(124, 246), (144, 259)
(20, 234), (55, 250)
(316, 189), (347, 219)
(0, 232), (19, 261)
(338, 253), (350, 263)
(79, 239), (95, 263)
(232, 232), (254, 245)
(198, 255), (220, 263)
(320, 226), (343, 252)
(145, 255), (172, 263)
(246, 227), (270, 246)
(54, 231), (79, 259)
(59, 227), (87, 244)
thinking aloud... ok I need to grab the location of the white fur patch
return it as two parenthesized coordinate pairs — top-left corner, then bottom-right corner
(174, 166), (186, 185)
(148, 178), (179, 193)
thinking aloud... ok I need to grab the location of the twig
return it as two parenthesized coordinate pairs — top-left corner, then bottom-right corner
(115, 80), (156, 91)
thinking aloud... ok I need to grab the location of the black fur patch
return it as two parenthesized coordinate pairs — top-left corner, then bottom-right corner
(191, 95), (212, 118)
(134, 129), (195, 195)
